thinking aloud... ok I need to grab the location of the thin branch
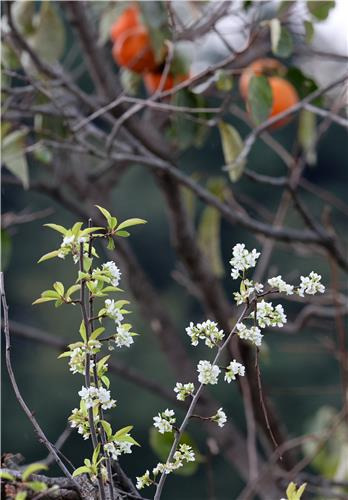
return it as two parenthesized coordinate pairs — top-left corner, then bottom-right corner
(0, 273), (80, 491)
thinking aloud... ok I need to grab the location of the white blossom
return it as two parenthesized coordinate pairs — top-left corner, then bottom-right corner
(230, 244), (260, 279)
(185, 320), (224, 348)
(174, 382), (195, 401)
(298, 272), (325, 297)
(114, 325), (134, 348)
(104, 299), (124, 324)
(197, 360), (220, 385)
(78, 386), (116, 410)
(136, 471), (152, 490)
(211, 408), (227, 427)
(268, 275), (294, 295)
(175, 444), (195, 463)
(102, 261), (122, 287)
(255, 300), (287, 328)
(236, 323), (263, 347)
(105, 439), (133, 460)
(225, 359), (246, 382)
(153, 409), (176, 434)
(152, 444), (195, 479)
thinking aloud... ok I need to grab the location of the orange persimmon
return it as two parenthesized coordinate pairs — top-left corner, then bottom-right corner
(112, 27), (157, 73)
(110, 5), (140, 43)
(143, 72), (188, 94)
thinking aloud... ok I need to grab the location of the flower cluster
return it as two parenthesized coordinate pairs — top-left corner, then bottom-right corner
(153, 409), (176, 434)
(255, 300), (287, 328)
(78, 386), (116, 410)
(211, 408), (227, 428)
(230, 243), (260, 279)
(136, 444), (195, 489)
(114, 324), (134, 348)
(234, 278), (264, 305)
(57, 234), (87, 263)
(236, 323), (263, 347)
(186, 320), (224, 348)
(69, 405), (100, 440)
(197, 360), (220, 385)
(225, 359), (246, 382)
(92, 261), (122, 288)
(298, 272), (325, 297)
(104, 299), (124, 324)
(268, 275), (294, 295)
(104, 439), (133, 460)
(174, 382), (195, 401)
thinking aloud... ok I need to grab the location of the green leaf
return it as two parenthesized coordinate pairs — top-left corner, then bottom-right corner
(27, 2), (65, 63)
(101, 375), (110, 388)
(198, 206), (224, 277)
(15, 492), (27, 500)
(100, 420), (112, 439)
(115, 230), (130, 237)
(72, 466), (90, 477)
(22, 463), (48, 481)
(307, 1), (335, 21)
(149, 429), (200, 476)
(270, 19), (293, 58)
(286, 481), (307, 500)
(298, 110), (317, 166)
(37, 250), (60, 263)
(90, 327), (105, 341)
(79, 321), (87, 343)
(53, 281), (64, 296)
(286, 67), (320, 104)
(26, 481), (47, 492)
(32, 297), (57, 305)
(71, 222), (83, 236)
(248, 75), (273, 125)
(92, 444), (101, 465)
(44, 223), (67, 235)
(117, 218), (147, 231)
(1, 129), (29, 189)
(109, 216), (118, 230)
(41, 290), (59, 298)
(83, 256), (93, 272)
(95, 205), (111, 225)
(304, 20), (314, 44)
(107, 237), (115, 250)
(12, 0), (35, 33)
(66, 284), (80, 298)
(0, 470), (15, 481)
(218, 121), (245, 182)
(114, 425), (133, 438)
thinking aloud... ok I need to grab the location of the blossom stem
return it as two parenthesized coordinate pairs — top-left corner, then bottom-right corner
(154, 304), (250, 500)
(87, 223), (115, 500)
(79, 243), (106, 500)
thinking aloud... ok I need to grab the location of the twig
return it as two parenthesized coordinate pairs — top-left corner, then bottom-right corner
(0, 273), (80, 491)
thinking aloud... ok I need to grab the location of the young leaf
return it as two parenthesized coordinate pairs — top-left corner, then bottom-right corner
(117, 218), (147, 231)
(100, 420), (112, 439)
(115, 230), (130, 237)
(95, 205), (111, 225)
(218, 121), (245, 182)
(0, 471), (15, 481)
(72, 466), (90, 478)
(90, 327), (105, 341)
(107, 237), (115, 250)
(53, 281), (64, 296)
(92, 444), (101, 465)
(15, 492), (27, 500)
(41, 290), (60, 298)
(22, 463), (48, 481)
(79, 321), (87, 343)
(37, 250), (60, 263)
(66, 284), (81, 298)
(248, 75), (273, 125)
(25, 481), (47, 492)
(71, 222), (83, 236)
(114, 425), (133, 438)
(44, 223), (67, 235)
(32, 297), (57, 305)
